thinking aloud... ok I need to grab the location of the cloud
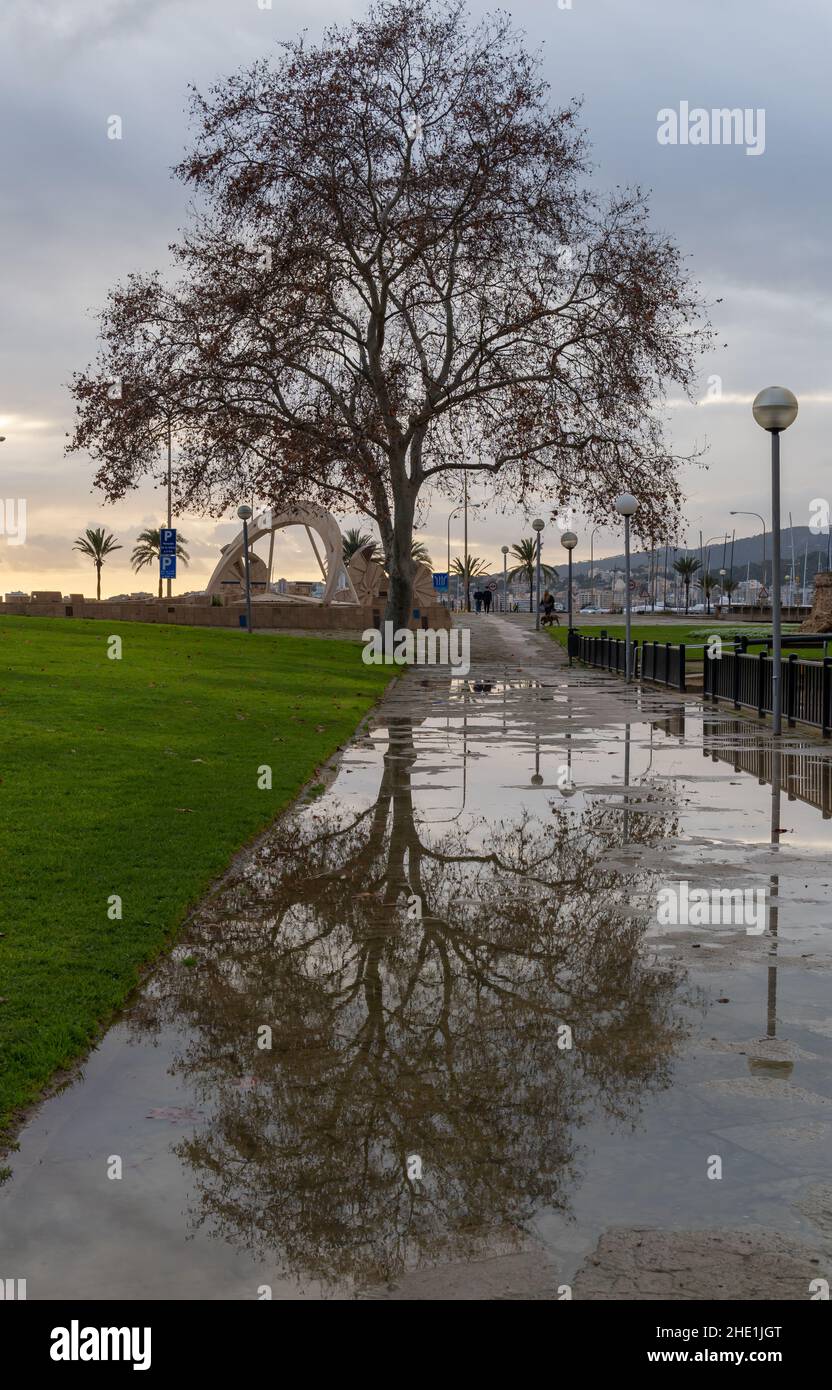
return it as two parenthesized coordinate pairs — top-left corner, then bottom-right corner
(2, 0), (831, 586)
(2, 0), (183, 47)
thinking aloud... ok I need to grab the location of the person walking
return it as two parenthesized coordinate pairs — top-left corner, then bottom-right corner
(482, 587), (493, 614)
(474, 589), (483, 614)
(541, 590), (558, 626)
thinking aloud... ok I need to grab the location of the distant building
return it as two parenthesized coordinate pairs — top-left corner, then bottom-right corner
(282, 579), (325, 598)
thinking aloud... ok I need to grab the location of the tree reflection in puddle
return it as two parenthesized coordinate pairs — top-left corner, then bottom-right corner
(131, 715), (694, 1292)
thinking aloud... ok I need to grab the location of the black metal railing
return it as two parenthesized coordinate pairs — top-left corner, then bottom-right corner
(640, 639), (687, 691)
(567, 631), (686, 690)
(703, 716), (832, 818)
(703, 648), (832, 735)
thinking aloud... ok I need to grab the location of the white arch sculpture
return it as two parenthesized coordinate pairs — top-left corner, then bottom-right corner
(206, 503), (359, 605)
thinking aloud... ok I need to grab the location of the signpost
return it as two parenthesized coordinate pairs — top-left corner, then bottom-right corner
(160, 529), (176, 588)
(432, 571), (449, 592)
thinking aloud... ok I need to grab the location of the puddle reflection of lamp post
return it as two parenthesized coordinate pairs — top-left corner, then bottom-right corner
(622, 721), (631, 844)
(531, 731), (543, 785)
(561, 529), (578, 660)
(767, 747), (782, 1030)
(559, 731), (575, 798)
(752, 388), (799, 736)
(614, 493), (638, 681)
(533, 518), (544, 630)
(237, 504), (254, 634)
(749, 746), (793, 1076)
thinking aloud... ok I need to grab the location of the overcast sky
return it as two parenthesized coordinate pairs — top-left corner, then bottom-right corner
(1, 0), (829, 595)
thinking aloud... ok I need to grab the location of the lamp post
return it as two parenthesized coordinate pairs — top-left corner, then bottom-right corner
(614, 493), (638, 681)
(702, 534), (727, 616)
(447, 504), (462, 609)
(719, 567), (727, 615)
(165, 413), (173, 599)
(463, 472), (470, 613)
(730, 509), (767, 606)
(532, 518), (544, 630)
(237, 504), (254, 634)
(589, 526), (601, 609)
(561, 530), (578, 659)
(752, 387), (799, 736)
(501, 544), (509, 613)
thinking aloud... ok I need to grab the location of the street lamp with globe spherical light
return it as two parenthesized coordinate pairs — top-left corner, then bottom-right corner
(532, 518), (544, 630)
(237, 504), (254, 634)
(752, 387), (798, 734)
(501, 544), (509, 613)
(614, 494), (638, 681)
(560, 529), (578, 624)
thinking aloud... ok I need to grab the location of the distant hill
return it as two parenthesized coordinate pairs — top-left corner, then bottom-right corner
(566, 526), (831, 579)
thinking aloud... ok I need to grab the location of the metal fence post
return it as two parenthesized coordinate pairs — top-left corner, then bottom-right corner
(787, 652), (797, 728)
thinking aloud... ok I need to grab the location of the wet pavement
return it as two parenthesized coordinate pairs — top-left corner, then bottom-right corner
(2, 614), (831, 1300)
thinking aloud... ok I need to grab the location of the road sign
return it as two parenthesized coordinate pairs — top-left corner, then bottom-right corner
(160, 527), (177, 555)
(487, 580), (498, 592)
(432, 571), (449, 591)
(160, 554), (177, 580)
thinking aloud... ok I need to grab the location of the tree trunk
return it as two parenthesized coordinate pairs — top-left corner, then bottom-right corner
(96, 564), (101, 601)
(158, 571), (163, 598)
(384, 484), (416, 633)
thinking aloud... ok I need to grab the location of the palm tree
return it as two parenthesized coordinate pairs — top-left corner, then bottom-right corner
(672, 555), (701, 614)
(721, 575), (737, 613)
(411, 539), (433, 566)
(451, 553), (489, 607)
(131, 527), (191, 597)
(343, 530), (432, 567)
(73, 526), (122, 600)
(343, 528), (378, 564)
(701, 571), (718, 616)
(508, 538), (558, 612)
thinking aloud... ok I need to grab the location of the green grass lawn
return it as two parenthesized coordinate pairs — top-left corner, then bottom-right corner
(548, 622), (824, 666)
(0, 617), (392, 1143)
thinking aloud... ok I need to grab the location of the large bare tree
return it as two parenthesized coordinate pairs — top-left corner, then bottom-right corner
(68, 0), (710, 626)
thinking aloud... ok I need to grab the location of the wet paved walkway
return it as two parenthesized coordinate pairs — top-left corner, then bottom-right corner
(2, 615), (832, 1299)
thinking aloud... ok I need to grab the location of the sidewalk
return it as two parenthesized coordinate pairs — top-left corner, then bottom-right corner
(1, 610), (831, 1300)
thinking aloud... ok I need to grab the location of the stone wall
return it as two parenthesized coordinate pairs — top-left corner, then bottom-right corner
(0, 597), (451, 633)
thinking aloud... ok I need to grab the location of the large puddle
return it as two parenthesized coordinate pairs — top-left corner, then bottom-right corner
(2, 624), (831, 1299)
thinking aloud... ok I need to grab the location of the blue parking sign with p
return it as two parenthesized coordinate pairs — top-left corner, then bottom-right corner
(160, 554), (176, 580)
(160, 528), (176, 554)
